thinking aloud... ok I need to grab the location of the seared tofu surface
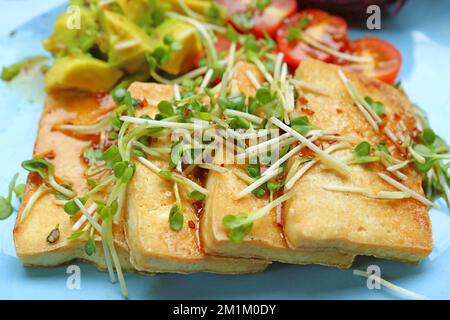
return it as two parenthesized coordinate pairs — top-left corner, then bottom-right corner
(201, 62), (355, 268)
(126, 82), (268, 274)
(283, 59), (432, 262)
(14, 92), (132, 270)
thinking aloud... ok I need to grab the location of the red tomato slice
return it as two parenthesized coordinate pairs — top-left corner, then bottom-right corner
(276, 9), (349, 68)
(218, 0), (297, 38)
(347, 36), (402, 84)
(214, 36), (231, 53)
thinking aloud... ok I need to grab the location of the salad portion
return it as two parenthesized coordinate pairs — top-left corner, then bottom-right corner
(2, 0), (402, 91)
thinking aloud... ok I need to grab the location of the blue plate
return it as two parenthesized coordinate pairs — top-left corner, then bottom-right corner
(1, 0), (450, 300)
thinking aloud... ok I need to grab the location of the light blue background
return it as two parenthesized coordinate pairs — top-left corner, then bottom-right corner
(0, 0), (449, 300)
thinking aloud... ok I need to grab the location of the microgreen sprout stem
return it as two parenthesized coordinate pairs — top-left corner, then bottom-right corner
(57, 116), (112, 135)
(0, 173), (19, 220)
(223, 190), (296, 243)
(20, 184), (49, 223)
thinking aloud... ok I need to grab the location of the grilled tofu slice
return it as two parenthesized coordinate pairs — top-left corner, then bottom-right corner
(200, 61), (355, 268)
(283, 59), (432, 262)
(14, 92), (132, 270)
(203, 168), (355, 267)
(125, 82), (269, 274)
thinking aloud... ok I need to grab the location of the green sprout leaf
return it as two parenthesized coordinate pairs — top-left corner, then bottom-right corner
(206, 2), (221, 20)
(169, 204), (183, 231)
(229, 224), (253, 243)
(229, 116), (251, 130)
(157, 100), (175, 117)
(22, 158), (74, 199)
(0, 173), (19, 220)
(260, 32), (277, 51)
(222, 191), (295, 243)
(21, 158), (51, 180)
(64, 200), (79, 215)
(414, 159), (435, 173)
(113, 161), (135, 183)
(290, 116), (312, 134)
(158, 171), (173, 179)
(83, 147), (103, 164)
(419, 128), (436, 146)
(364, 96), (385, 116)
(223, 212), (248, 229)
(151, 5), (166, 27)
(102, 145), (122, 166)
(189, 191), (205, 201)
(14, 183), (25, 200)
(1, 63), (21, 81)
(251, 187), (266, 198)
(242, 34), (260, 54)
(169, 140), (185, 169)
(255, 87), (272, 104)
(112, 87), (127, 105)
(246, 164), (261, 178)
(64, 197), (86, 215)
(113, 161), (127, 179)
(376, 142), (390, 154)
(225, 25), (239, 43)
(353, 141), (379, 164)
(223, 213), (253, 243)
(85, 235), (96, 256)
(67, 230), (85, 240)
(267, 180), (282, 192)
(412, 144), (438, 173)
(218, 94), (246, 112)
(414, 144), (434, 157)
(249, 86), (283, 118)
(1, 56), (48, 81)
(152, 46), (170, 65)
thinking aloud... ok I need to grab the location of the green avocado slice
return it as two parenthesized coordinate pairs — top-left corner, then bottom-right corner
(43, 7), (99, 56)
(102, 11), (201, 75)
(45, 56), (123, 93)
(101, 11), (156, 73)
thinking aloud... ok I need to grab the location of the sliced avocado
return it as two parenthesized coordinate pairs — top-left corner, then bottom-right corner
(102, 11), (201, 75)
(154, 18), (202, 75)
(45, 56), (123, 93)
(43, 8), (99, 56)
(101, 11), (156, 73)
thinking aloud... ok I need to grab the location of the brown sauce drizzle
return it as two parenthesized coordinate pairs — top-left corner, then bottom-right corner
(300, 107), (315, 116)
(188, 220), (196, 229)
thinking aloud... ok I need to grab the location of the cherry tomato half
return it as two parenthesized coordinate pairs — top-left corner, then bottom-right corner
(218, 0), (297, 38)
(276, 9), (349, 68)
(347, 36), (402, 84)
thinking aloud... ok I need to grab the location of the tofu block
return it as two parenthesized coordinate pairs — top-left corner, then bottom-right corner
(283, 59), (432, 262)
(203, 168), (355, 268)
(126, 82), (269, 274)
(200, 61), (355, 268)
(14, 92), (132, 270)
